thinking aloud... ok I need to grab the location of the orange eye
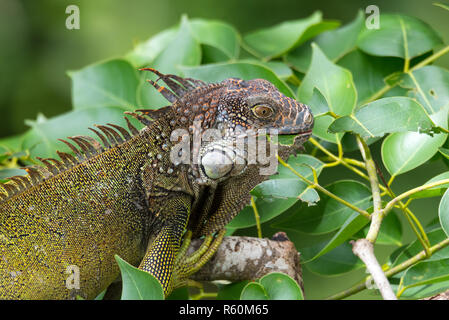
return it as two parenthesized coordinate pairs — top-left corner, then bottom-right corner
(252, 105), (273, 119)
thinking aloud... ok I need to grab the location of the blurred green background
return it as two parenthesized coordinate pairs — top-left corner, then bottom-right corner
(1, 0), (448, 139)
(1, 0), (449, 299)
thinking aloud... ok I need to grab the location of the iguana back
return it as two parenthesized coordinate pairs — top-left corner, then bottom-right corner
(0, 124), (157, 299)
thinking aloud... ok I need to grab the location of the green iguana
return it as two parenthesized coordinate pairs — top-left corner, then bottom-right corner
(0, 68), (313, 299)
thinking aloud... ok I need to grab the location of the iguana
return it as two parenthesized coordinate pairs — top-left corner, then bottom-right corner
(0, 68), (313, 299)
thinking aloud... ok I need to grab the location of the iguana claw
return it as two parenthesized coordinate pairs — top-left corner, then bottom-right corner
(172, 229), (226, 290)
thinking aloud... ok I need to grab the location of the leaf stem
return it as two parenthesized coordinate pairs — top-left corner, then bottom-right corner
(276, 155), (371, 219)
(383, 178), (449, 215)
(309, 137), (431, 252)
(251, 196), (263, 238)
(399, 17), (410, 73)
(327, 237), (449, 299)
(410, 45), (449, 72)
(364, 84), (392, 104)
(309, 137), (370, 180)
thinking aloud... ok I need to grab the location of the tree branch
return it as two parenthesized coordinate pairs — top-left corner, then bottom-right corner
(354, 136), (396, 300)
(356, 136), (383, 242)
(351, 239), (397, 300)
(189, 232), (303, 291)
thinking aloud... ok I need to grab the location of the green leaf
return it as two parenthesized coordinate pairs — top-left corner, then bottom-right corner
(298, 43), (357, 116)
(313, 116), (343, 143)
(381, 105), (448, 177)
(251, 154), (322, 205)
(273, 180), (371, 235)
(316, 10), (364, 59)
(373, 211), (403, 246)
(398, 66), (449, 114)
(250, 60), (293, 81)
(139, 15), (202, 108)
(440, 147), (449, 160)
(259, 273), (304, 300)
(0, 168), (27, 181)
(181, 61), (295, 98)
(166, 287), (190, 300)
(410, 171), (449, 199)
(125, 28), (177, 67)
(251, 179), (308, 200)
(401, 258), (449, 290)
(21, 107), (138, 159)
(229, 198), (298, 230)
(69, 59), (139, 110)
(391, 228), (449, 267)
(240, 282), (268, 300)
(298, 44), (357, 142)
(329, 97), (436, 139)
(338, 50), (403, 106)
(278, 134), (297, 146)
(396, 279), (449, 299)
(308, 87), (329, 117)
(305, 241), (364, 276)
(240, 273), (303, 300)
(114, 255), (164, 300)
(356, 210), (403, 246)
(298, 187), (320, 204)
(243, 12), (338, 59)
(439, 189), (449, 237)
(228, 155), (324, 229)
(434, 2), (449, 12)
(190, 19), (240, 60)
(278, 155), (325, 179)
(94, 289), (107, 300)
(150, 15), (202, 74)
(300, 212), (369, 262)
(286, 10), (364, 72)
(217, 281), (249, 300)
(357, 14), (443, 59)
(0, 134), (24, 153)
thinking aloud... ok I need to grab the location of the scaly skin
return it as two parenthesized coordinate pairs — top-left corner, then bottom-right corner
(0, 69), (313, 299)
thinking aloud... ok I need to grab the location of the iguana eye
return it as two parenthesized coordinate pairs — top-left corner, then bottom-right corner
(252, 104), (274, 119)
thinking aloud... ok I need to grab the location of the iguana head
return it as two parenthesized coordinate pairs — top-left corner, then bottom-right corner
(139, 68), (313, 183)
(140, 68), (313, 133)
(139, 68), (314, 235)
(203, 77), (313, 138)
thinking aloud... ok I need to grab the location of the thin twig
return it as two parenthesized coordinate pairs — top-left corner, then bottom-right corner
(276, 155), (371, 219)
(409, 45), (449, 72)
(251, 196), (262, 238)
(356, 136), (383, 242)
(383, 178), (449, 215)
(353, 136), (396, 300)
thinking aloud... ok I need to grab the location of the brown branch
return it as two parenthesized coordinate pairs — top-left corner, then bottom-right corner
(424, 289), (449, 300)
(190, 232), (303, 291)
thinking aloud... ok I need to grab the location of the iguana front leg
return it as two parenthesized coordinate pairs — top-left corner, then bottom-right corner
(139, 158), (224, 296)
(137, 194), (224, 296)
(138, 194), (191, 296)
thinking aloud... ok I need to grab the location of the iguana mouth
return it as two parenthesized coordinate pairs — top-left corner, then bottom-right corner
(265, 124), (313, 136)
(278, 128), (313, 135)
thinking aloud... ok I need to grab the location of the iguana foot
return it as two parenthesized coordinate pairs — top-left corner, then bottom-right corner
(172, 229), (226, 289)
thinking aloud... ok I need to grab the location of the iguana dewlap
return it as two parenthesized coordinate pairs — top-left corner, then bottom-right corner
(0, 69), (313, 299)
